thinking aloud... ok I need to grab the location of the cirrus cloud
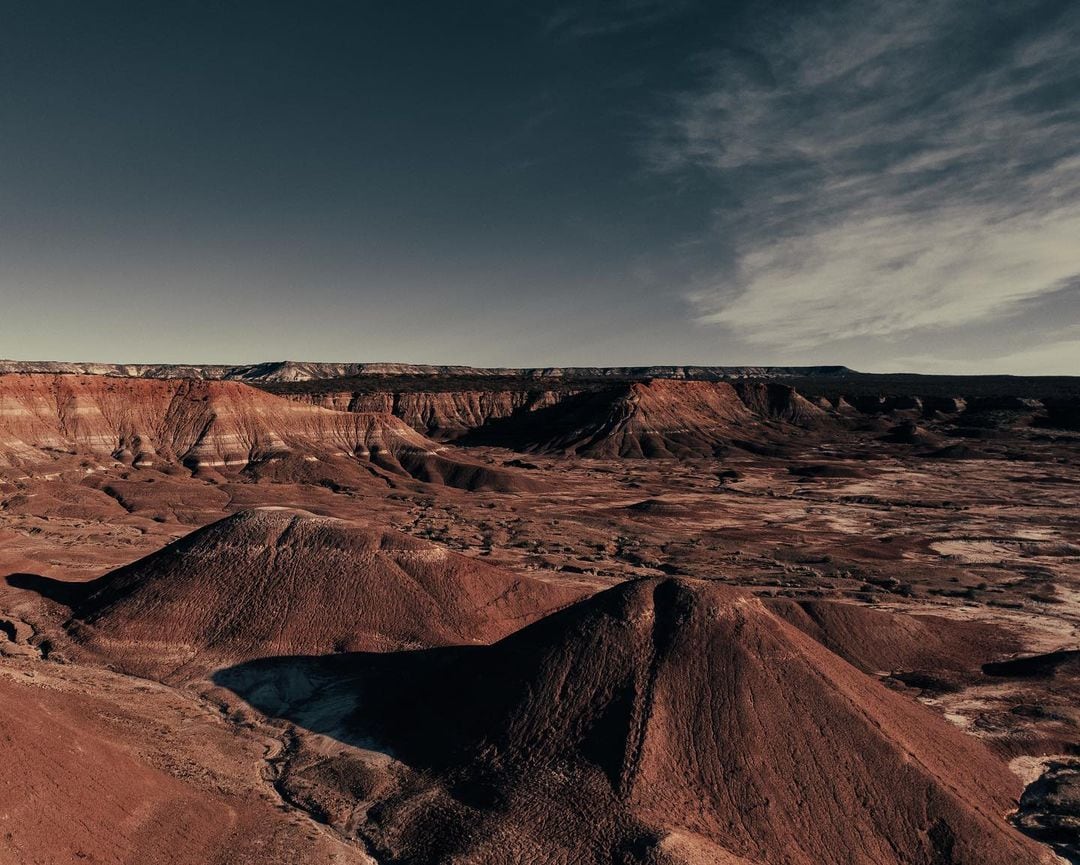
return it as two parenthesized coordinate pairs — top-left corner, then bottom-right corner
(651, 0), (1080, 369)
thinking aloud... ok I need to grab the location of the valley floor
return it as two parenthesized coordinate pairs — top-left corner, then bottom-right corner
(1, 418), (1078, 863)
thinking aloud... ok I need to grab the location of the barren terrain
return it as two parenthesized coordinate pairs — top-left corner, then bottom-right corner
(1, 365), (1077, 864)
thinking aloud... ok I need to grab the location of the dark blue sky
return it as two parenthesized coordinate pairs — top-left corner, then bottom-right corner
(2, 1), (1078, 372)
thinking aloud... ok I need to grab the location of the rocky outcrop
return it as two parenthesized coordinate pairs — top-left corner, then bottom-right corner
(291, 388), (571, 439)
(275, 379), (842, 448)
(0, 374), (536, 491)
(922, 395), (967, 415)
(732, 381), (828, 426)
(881, 420), (944, 447)
(464, 379), (769, 458)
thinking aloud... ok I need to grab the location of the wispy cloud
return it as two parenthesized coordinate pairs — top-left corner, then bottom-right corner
(892, 337), (1080, 376)
(543, 0), (695, 40)
(650, 1), (1080, 365)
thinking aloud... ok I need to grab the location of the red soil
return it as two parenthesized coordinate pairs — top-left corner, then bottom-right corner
(767, 597), (1020, 674)
(64, 508), (585, 678)
(0, 667), (364, 865)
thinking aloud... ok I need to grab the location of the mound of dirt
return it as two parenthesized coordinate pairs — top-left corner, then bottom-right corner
(227, 578), (1049, 864)
(766, 598), (1019, 676)
(0, 373), (537, 492)
(922, 395), (967, 415)
(1038, 397), (1080, 431)
(62, 508), (585, 678)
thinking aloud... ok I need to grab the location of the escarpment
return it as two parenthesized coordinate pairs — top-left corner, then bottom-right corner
(0, 374), (538, 491)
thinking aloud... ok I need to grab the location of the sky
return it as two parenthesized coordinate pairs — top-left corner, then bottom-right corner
(1, 0), (1078, 373)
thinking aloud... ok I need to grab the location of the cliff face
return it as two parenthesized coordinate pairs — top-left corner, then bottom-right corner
(457, 379), (774, 458)
(568, 379), (759, 458)
(6, 368), (1072, 461)
(276, 375), (1080, 451)
(0, 374), (536, 491)
(289, 389), (571, 439)
(286, 379), (821, 457)
(732, 381), (828, 427)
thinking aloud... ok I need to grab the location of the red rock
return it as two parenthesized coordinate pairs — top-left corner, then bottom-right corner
(0, 374), (537, 491)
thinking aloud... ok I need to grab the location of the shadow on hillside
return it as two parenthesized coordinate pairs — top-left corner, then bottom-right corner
(5, 572), (86, 606)
(458, 387), (626, 451)
(1013, 758), (1080, 865)
(211, 645), (484, 766)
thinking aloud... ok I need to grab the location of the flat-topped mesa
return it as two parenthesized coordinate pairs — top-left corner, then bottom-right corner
(263, 577), (1049, 865)
(60, 508), (585, 678)
(0, 374), (536, 491)
(243, 362), (855, 382)
(0, 359), (856, 382)
(595, 379), (760, 457)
